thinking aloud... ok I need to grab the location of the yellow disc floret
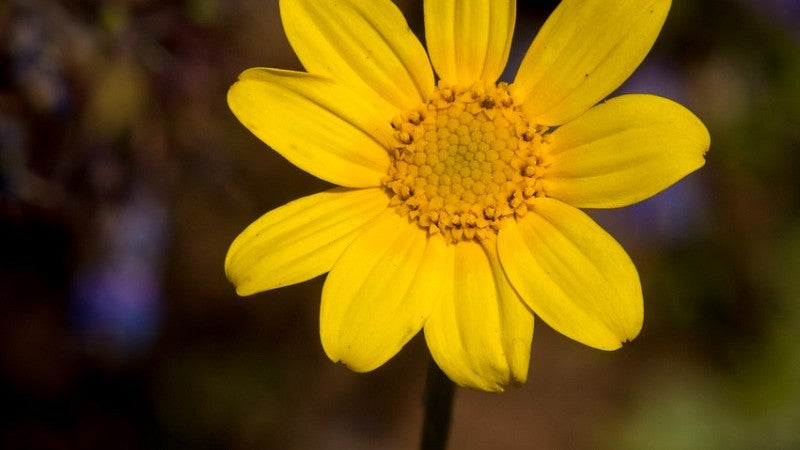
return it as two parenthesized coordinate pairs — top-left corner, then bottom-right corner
(383, 81), (550, 243)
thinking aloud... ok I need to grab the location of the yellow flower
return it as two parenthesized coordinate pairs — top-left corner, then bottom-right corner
(225, 0), (709, 391)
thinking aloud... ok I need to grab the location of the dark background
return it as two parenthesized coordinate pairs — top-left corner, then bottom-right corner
(2, 0), (799, 448)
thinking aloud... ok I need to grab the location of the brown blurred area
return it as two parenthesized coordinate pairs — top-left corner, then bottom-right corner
(2, 0), (800, 449)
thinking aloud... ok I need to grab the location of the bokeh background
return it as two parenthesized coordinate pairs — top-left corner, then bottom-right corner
(2, 0), (799, 448)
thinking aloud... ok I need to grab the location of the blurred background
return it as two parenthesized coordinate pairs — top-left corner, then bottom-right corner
(1, 0), (799, 448)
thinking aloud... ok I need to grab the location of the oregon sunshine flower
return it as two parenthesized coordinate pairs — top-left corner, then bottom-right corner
(225, 0), (709, 391)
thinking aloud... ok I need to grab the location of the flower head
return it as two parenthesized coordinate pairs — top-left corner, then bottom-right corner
(225, 0), (709, 391)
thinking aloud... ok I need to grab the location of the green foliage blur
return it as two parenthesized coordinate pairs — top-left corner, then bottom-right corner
(1, 0), (798, 449)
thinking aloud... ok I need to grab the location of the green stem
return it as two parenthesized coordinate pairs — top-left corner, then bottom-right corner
(419, 357), (456, 450)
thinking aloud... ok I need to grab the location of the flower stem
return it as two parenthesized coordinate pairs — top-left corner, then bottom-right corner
(419, 357), (456, 450)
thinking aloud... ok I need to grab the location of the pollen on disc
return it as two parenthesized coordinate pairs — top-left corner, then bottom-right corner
(383, 81), (550, 243)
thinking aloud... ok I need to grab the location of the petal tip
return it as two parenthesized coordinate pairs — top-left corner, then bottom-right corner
(233, 282), (258, 297)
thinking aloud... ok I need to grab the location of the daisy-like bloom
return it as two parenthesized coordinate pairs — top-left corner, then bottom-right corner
(225, 0), (709, 391)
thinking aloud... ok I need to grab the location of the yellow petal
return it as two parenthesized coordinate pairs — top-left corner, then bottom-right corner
(481, 239), (535, 384)
(542, 94), (710, 208)
(280, 0), (434, 110)
(497, 198), (642, 350)
(228, 68), (393, 188)
(225, 187), (388, 296)
(424, 0), (515, 85)
(512, 0), (671, 125)
(320, 211), (448, 372)
(424, 239), (534, 392)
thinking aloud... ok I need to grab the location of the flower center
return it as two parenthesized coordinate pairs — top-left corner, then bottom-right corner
(383, 81), (549, 243)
